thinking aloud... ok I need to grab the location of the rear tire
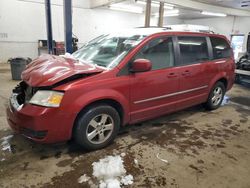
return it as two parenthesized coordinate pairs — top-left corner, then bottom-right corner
(74, 105), (120, 151)
(204, 82), (225, 110)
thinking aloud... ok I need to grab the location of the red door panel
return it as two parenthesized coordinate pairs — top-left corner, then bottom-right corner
(129, 67), (179, 123)
(176, 63), (211, 109)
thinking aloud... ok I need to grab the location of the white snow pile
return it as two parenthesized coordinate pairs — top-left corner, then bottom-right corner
(1, 135), (13, 152)
(92, 154), (133, 188)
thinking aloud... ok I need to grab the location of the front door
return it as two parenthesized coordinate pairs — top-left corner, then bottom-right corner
(129, 37), (180, 123)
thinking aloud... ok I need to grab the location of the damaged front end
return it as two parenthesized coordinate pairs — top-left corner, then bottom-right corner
(10, 82), (38, 112)
(10, 72), (98, 112)
(7, 54), (106, 143)
(7, 73), (96, 142)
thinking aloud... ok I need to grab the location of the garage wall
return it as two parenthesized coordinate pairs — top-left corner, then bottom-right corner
(0, 0), (142, 62)
(163, 17), (184, 25)
(183, 16), (250, 52)
(0, 0), (183, 63)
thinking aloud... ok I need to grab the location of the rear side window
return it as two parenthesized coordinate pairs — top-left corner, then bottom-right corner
(210, 37), (231, 59)
(178, 36), (209, 65)
(134, 37), (175, 70)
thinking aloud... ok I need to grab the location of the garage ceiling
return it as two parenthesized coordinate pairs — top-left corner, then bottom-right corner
(94, 0), (250, 18)
(106, 0), (218, 19)
(195, 0), (250, 10)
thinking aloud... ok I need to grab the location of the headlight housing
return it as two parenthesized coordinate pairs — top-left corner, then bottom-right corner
(29, 90), (64, 107)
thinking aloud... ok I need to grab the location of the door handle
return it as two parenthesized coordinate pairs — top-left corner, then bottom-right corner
(167, 72), (178, 78)
(182, 70), (191, 76)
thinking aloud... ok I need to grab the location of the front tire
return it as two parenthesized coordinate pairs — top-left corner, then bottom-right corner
(204, 82), (225, 110)
(74, 105), (120, 150)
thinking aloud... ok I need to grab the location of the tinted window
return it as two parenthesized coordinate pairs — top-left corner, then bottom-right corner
(210, 37), (231, 59)
(134, 37), (174, 70)
(178, 36), (209, 65)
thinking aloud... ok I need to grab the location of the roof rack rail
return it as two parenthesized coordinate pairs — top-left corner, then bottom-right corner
(135, 25), (216, 34)
(135, 26), (172, 30)
(198, 30), (215, 34)
(164, 24), (215, 34)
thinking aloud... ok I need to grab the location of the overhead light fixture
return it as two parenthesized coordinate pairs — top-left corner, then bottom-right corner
(201, 11), (227, 17)
(109, 4), (143, 14)
(136, 0), (174, 9)
(153, 9), (179, 17)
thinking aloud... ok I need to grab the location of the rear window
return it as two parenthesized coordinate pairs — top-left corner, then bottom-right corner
(178, 36), (209, 65)
(210, 37), (231, 59)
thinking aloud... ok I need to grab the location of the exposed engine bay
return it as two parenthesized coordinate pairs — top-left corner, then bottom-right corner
(236, 55), (250, 71)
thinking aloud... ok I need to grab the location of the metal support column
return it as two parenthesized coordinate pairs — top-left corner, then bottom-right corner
(63, 0), (73, 53)
(145, 0), (151, 27)
(158, 2), (164, 27)
(45, 0), (54, 54)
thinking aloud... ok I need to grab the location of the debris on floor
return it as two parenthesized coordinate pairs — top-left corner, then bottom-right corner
(1, 135), (13, 152)
(92, 154), (133, 188)
(134, 159), (138, 165)
(78, 174), (90, 184)
(156, 153), (169, 164)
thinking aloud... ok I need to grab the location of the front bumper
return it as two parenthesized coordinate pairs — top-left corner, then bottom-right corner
(6, 101), (75, 143)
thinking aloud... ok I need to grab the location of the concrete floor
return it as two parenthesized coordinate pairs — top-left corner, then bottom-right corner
(0, 63), (250, 188)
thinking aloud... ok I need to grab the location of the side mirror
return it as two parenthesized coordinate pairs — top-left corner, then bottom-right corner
(130, 59), (152, 73)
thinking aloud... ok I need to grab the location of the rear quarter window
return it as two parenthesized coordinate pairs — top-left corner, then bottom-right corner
(178, 36), (209, 65)
(210, 37), (231, 59)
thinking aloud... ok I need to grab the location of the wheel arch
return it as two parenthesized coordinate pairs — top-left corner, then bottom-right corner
(216, 77), (228, 89)
(209, 72), (229, 92)
(71, 98), (127, 140)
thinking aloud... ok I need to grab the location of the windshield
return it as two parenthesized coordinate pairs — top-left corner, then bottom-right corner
(72, 33), (147, 69)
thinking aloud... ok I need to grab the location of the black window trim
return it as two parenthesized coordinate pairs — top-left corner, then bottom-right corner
(175, 35), (211, 66)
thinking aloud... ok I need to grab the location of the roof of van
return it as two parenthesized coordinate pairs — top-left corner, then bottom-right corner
(106, 27), (227, 42)
(121, 27), (223, 37)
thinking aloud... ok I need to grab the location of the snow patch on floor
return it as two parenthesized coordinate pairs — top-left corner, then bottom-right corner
(222, 95), (230, 106)
(1, 135), (13, 152)
(78, 174), (90, 183)
(134, 159), (138, 165)
(120, 174), (133, 185)
(91, 154), (133, 188)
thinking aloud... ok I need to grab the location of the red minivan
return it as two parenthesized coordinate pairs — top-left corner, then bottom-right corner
(6, 28), (235, 150)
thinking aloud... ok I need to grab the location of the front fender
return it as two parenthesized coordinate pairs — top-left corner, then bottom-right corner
(70, 89), (130, 124)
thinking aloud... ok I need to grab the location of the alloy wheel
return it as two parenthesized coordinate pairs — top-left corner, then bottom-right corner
(211, 86), (223, 106)
(86, 114), (114, 144)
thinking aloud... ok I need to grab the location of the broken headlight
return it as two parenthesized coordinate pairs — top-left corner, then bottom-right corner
(29, 90), (64, 107)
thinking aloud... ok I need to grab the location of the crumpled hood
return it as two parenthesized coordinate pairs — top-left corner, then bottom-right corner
(21, 54), (104, 87)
